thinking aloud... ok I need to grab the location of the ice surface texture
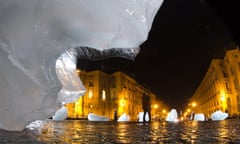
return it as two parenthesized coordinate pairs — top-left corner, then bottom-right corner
(138, 112), (150, 122)
(194, 113), (205, 121)
(52, 106), (68, 121)
(118, 113), (130, 122)
(0, 0), (163, 130)
(88, 113), (110, 121)
(166, 109), (178, 122)
(211, 110), (228, 121)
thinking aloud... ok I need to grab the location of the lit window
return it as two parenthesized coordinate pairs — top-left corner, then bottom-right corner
(102, 90), (106, 101)
(88, 89), (93, 99)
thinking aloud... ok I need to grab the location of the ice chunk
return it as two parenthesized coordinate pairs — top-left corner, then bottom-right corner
(0, 0), (163, 130)
(52, 106), (68, 121)
(88, 113), (110, 121)
(138, 112), (144, 122)
(211, 110), (228, 121)
(166, 109), (178, 122)
(26, 120), (44, 131)
(194, 113), (205, 121)
(118, 113), (130, 122)
(138, 112), (150, 122)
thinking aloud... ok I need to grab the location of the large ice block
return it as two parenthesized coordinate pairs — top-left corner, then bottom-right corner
(88, 113), (110, 121)
(194, 113), (205, 121)
(52, 106), (68, 121)
(166, 109), (178, 122)
(0, 0), (164, 131)
(211, 110), (228, 121)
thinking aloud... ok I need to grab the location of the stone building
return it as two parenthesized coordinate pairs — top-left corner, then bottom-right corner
(189, 48), (240, 118)
(65, 70), (168, 121)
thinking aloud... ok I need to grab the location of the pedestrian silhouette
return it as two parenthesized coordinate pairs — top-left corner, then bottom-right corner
(142, 93), (151, 122)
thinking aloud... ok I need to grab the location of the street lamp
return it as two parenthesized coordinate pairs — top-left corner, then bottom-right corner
(191, 102), (197, 108)
(153, 104), (158, 109)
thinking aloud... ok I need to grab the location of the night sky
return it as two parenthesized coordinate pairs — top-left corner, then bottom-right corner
(78, 0), (240, 111)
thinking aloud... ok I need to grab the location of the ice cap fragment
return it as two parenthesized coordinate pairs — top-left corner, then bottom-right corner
(0, 0), (164, 130)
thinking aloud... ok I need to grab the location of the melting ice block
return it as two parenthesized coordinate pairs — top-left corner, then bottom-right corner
(52, 106), (68, 121)
(211, 110), (228, 121)
(118, 113), (130, 122)
(194, 113), (205, 121)
(166, 109), (178, 122)
(138, 112), (150, 122)
(88, 113), (109, 121)
(0, 0), (163, 130)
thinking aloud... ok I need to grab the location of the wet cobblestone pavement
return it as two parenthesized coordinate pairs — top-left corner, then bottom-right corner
(1, 119), (240, 143)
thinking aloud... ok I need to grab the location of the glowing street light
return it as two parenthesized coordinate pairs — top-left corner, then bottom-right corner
(153, 104), (158, 109)
(191, 102), (197, 107)
(162, 109), (166, 114)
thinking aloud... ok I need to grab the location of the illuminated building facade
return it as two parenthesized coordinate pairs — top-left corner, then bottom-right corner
(65, 70), (168, 121)
(189, 48), (240, 118)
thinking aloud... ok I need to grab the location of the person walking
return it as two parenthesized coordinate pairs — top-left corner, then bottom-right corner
(142, 93), (151, 122)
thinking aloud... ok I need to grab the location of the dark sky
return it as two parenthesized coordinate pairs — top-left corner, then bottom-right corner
(78, 0), (239, 111)
(135, 0), (237, 110)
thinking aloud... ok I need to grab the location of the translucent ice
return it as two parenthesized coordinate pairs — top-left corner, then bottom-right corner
(166, 109), (178, 122)
(211, 110), (228, 121)
(194, 113), (205, 121)
(118, 113), (130, 122)
(52, 106), (68, 121)
(138, 112), (150, 122)
(88, 113), (110, 121)
(26, 120), (44, 131)
(56, 48), (86, 103)
(0, 0), (163, 130)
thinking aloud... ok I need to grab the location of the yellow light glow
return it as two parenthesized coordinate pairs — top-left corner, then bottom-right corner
(153, 104), (158, 109)
(119, 99), (125, 107)
(118, 99), (125, 114)
(220, 90), (227, 111)
(162, 109), (166, 114)
(76, 69), (81, 74)
(192, 102), (197, 107)
(180, 117), (184, 121)
(102, 89), (106, 101)
(187, 108), (191, 113)
(184, 112), (188, 116)
(74, 97), (83, 117)
(88, 89), (93, 99)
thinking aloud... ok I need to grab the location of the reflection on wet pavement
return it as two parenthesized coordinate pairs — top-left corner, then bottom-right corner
(1, 119), (240, 143)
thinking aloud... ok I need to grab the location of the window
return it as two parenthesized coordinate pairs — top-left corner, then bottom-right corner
(225, 81), (230, 90)
(222, 70), (228, 77)
(237, 96), (240, 112)
(234, 80), (239, 89)
(111, 77), (116, 88)
(230, 67), (234, 75)
(112, 91), (116, 100)
(88, 89), (93, 99)
(89, 80), (94, 87)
